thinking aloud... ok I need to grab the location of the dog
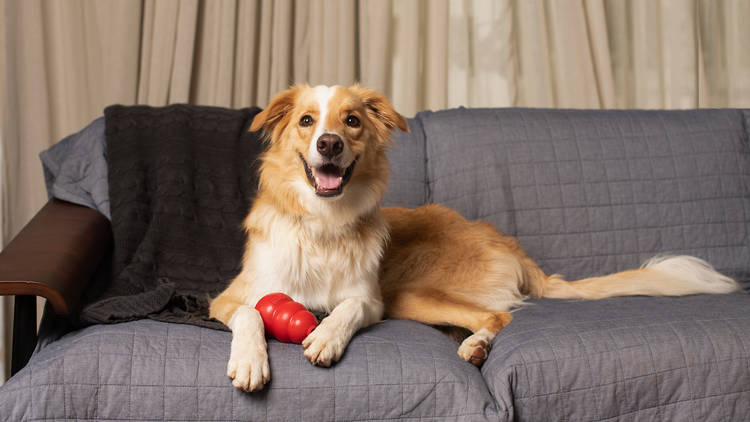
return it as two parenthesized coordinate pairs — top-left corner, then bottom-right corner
(209, 84), (740, 392)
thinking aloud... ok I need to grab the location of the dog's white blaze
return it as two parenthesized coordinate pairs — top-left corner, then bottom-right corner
(307, 85), (336, 166)
(305, 85), (355, 170)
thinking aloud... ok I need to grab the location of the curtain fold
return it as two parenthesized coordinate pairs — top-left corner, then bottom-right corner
(1, 0), (749, 384)
(515, 0), (555, 107)
(722, 0), (750, 106)
(233, 0), (261, 107)
(388, 0), (422, 115)
(5, 0), (55, 242)
(137, 0), (198, 105)
(446, 0), (516, 110)
(192, 0), (240, 105)
(357, 0), (392, 94)
(0, 0), (6, 382)
(584, 0), (616, 108)
(698, 0), (750, 107)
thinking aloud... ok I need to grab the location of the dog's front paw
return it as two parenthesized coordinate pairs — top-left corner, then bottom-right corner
(227, 344), (270, 392)
(302, 321), (348, 367)
(458, 332), (492, 367)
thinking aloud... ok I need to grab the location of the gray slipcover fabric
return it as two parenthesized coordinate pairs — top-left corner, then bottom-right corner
(39, 116), (111, 219)
(5, 295), (749, 421)
(383, 117), (428, 208)
(0, 319), (499, 421)
(420, 108), (750, 286)
(4, 107), (749, 421)
(485, 294), (750, 421)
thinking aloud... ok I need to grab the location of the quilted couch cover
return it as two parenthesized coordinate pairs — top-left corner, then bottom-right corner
(1, 107), (749, 421)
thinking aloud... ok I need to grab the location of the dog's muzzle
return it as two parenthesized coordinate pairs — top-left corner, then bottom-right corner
(299, 153), (357, 197)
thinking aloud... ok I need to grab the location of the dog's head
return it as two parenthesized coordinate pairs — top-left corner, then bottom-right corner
(251, 85), (408, 216)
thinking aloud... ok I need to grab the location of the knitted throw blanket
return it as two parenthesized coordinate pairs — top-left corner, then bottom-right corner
(80, 104), (263, 330)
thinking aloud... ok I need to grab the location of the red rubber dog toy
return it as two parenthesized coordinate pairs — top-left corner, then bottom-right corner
(255, 293), (318, 343)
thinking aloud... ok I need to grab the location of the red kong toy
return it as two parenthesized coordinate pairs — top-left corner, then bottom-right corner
(255, 293), (318, 343)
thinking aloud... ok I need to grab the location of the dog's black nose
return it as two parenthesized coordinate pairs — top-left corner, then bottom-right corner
(317, 134), (344, 159)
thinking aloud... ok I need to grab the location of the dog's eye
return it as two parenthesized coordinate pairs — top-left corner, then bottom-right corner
(345, 115), (360, 128)
(299, 115), (314, 127)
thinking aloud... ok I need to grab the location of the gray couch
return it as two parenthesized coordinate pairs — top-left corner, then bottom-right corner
(1, 107), (749, 421)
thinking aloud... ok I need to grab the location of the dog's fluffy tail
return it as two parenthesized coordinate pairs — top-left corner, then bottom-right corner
(538, 255), (740, 300)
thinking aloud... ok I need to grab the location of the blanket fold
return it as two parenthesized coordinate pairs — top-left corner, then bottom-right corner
(79, 104), (264, 330)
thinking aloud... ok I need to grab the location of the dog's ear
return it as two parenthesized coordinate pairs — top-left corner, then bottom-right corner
(351, 85), (409, 135)
(250, 86), (302, 137)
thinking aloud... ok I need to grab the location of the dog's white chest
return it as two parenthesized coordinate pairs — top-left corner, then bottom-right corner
(245, 212), (385, 312)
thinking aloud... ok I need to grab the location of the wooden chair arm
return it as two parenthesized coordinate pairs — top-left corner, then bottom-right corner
(0, 199), (112, 375)
(0, 198), (112, 315)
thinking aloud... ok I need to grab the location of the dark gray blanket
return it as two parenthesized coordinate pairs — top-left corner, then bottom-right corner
(79, 104), (264, 330)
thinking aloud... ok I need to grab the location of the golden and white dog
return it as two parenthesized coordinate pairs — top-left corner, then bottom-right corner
(210, 84), (739, 392)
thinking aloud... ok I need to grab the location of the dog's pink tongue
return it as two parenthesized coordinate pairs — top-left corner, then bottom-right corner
(314, 170), (342, 190)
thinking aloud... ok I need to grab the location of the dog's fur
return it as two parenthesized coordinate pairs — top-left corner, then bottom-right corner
(210, 84), (740, 392)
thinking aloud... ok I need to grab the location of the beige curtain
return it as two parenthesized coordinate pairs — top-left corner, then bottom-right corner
(1, 0), (749, 383)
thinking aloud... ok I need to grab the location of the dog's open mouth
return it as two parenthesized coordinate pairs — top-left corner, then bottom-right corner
(299, 154), (357, 197)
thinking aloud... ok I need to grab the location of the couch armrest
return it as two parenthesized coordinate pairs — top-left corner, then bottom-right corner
(0, 199), (112, 316)
(0, 199), (112, 375)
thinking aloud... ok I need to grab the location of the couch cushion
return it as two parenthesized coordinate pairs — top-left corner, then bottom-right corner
(0, 319), (500, 421)
(420, 108), (750, 284)
(483, 293), (750, 421)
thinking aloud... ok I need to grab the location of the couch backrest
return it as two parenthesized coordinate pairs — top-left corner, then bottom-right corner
(43, 108), (750, 284)
(382, 117), (428, 208)
(388, 108), (750, 283)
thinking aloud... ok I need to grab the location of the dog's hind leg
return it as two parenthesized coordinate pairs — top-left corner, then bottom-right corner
(385, 288), (513, 366)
